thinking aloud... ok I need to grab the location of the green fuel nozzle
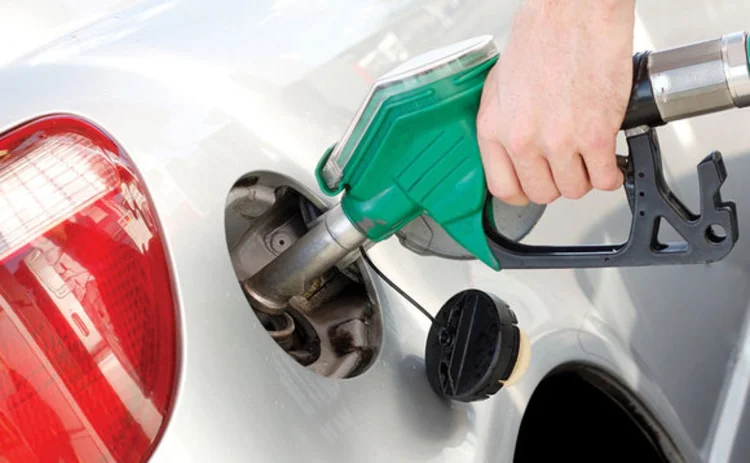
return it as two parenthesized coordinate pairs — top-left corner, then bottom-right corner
(317, 36), (503, 269)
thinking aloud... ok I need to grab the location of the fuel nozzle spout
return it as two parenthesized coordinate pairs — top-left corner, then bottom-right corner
(243, 204), (367, 314)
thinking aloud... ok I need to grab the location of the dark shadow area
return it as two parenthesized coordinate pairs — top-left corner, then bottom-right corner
(514, 367), (669, 463)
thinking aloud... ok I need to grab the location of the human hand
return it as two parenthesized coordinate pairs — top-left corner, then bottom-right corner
(477, 0), (636, 205)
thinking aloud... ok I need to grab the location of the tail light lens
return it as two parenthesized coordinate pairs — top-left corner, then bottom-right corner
(0, 115), (178, 462)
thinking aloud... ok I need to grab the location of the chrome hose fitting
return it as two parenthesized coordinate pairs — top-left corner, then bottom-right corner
(648, 32), (750, 122)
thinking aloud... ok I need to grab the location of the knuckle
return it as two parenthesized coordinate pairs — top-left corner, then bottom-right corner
(527, 188), (560, 205)
(486, 173), (518, 201)
(561, 183), (591, 200)
(488, 181), (521, 203)
(543, 129), (575, 158)
(592, 168), (621, 190)
(505, 127), (535, 158)
(580, 124), (615, 153)
(486, 178), (504, 199)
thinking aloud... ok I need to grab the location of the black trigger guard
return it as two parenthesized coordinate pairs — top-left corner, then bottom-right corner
(483, 127), (739, 269)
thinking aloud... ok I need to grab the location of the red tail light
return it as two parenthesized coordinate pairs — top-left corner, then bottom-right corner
(0, 115), (178, 462)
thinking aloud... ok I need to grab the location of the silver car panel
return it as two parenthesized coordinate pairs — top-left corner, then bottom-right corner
(1, 0), (750, 461)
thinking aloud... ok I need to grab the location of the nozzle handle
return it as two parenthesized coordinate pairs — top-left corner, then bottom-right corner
(484, 126), (738, 269)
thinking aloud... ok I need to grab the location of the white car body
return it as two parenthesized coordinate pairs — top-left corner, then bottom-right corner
(2, 1), (750, 462)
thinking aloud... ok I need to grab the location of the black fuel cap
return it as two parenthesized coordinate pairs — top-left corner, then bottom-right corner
(425, 289), (524, 402)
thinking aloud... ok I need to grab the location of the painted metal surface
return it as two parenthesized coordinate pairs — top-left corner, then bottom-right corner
(1, 0), (750, 461)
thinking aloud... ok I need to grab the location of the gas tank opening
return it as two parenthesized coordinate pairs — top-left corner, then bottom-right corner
(224, 172), (382, 378)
